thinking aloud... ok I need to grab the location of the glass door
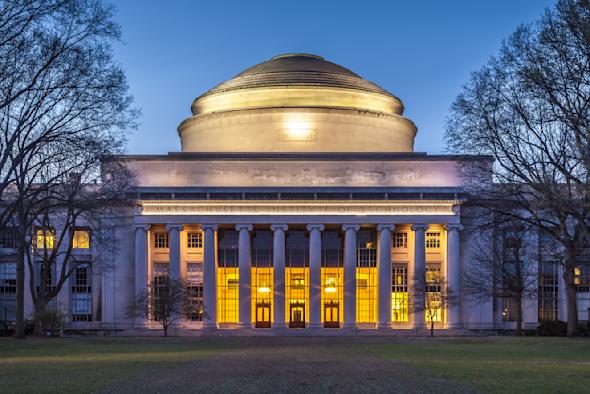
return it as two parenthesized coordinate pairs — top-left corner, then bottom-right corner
(255, 301), (271, 328)
(289, 301), (306, 328)
(324, 300), (340, 328)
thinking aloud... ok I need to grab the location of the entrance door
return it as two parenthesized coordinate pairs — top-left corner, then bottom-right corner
(324, 301), (340, 328)
(255, 301), (271, 328)
(289, 302), (306, 328)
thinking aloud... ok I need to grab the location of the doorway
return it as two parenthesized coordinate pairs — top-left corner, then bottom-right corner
(324, 300), (340, 328)
(255, 301), (271, 328)
(289, 301), (306, 328)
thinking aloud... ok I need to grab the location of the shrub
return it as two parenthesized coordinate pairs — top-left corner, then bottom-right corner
(537, 320), (567, 336)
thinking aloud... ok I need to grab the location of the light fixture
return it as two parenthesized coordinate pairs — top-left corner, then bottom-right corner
(281, 120), (315, 141)
(325, 287), (337, 293)
(258, 287), (271, 293)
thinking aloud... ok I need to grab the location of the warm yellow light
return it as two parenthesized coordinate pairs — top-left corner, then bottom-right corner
(283, 120), (315, 141)
(258, 287), (271, 293)
(325, 287), (337, 293)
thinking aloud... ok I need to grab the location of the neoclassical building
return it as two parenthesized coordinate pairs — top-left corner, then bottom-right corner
(3, 54), (579, 334)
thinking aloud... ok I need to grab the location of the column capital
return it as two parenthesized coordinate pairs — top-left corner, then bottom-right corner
(306, 224), (325, 232)
(235, 224), (253, 232)
(270, 224), (289, 232)
(411, 224), (429, 232)
(376, 224), (395, 232)
(133, 224), (150, 233)
(445, 224), (464, 232)
(201, 224), (219, 232)
(165, 224), (184, 232)
(342, 224), (360, 232)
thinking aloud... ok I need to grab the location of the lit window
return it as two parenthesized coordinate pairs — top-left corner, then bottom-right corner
(393, 233), (407, 249)
(72, 230), (90, 249)
(154, 232), (169, 249)
(392, 263), (408, 322)
(426, 232), (441, 249)
(36, 228), (55, 249)
(187, 232), (203, 249)
(186, 263), (204, 321)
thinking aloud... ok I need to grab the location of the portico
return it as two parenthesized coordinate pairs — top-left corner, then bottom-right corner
(131, 198), (462, 331)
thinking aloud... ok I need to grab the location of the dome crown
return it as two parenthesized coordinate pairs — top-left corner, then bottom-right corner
(197, 53), (394, 103)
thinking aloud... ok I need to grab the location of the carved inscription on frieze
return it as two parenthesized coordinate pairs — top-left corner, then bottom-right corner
(139, 201), (459, 216)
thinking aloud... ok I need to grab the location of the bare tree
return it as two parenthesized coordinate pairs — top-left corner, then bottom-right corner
(24, 158), (134, 335)
(411, 274), (455, 337)
(446, 0), (590, 336)
(0, 0), (137, 338)
(464, 217), (538, 335)
(128, 278), (193, 337)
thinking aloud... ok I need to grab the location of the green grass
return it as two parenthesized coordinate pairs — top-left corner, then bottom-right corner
(0, 336), (589, 393)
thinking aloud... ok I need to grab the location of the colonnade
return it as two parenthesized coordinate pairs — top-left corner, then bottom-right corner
(133, 222), (463, 329)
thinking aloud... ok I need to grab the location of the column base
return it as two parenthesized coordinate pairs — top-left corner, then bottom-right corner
(307, 322), (322, 329)
(271, 322), (287, 329)
(342, 323), (357, 330)
(237, 322), (253, 329)
(377, 323), (393, 330)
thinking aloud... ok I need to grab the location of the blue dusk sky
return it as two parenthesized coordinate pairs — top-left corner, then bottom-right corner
(112, 0), (556, 155)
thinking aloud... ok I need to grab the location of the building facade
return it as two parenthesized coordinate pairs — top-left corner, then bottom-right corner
(2, 54), (588, 333)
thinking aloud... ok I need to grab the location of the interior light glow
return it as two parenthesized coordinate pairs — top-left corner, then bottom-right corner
(325, 287), (337, 293)
(258, 287), (271, 293)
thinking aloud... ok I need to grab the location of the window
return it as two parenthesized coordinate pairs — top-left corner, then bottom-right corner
(391, 263), (408, 322)
(0, 263), (16, 322)
(72, 230), (90, 249)
(187, 232), (203, 249)
(285, 231), (309, 327)
(425, 263), (443, 323)
(186, 263), (204, 321)
(71, 263), (92, 321)
(153, 232), (169, 249)
(36, 228), (55, 249)
(393, 233), (407, 249)
(574, 263), (590, 292)
(539, 260), (559, 321)
(502, 296), (519, 322)
(356, 231), (377, 323)
(425, 232), (441, 249)
(0, 227), (17, 249)
(217, 230), (239, 323)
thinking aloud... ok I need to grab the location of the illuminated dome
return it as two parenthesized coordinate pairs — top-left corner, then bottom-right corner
(178, 54), (417, 152)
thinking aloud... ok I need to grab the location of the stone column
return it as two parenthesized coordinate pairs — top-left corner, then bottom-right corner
(445, 224), (463, 328)
(412, 224), (429, 329)
(271, 224), (288, 329)
(236, 224), (253, 328)
(307, 224), (324, 329)
(202, 224), (218, 329)
(166, 224), (183, 282)
(377, 224), (395, 329)
(134, 224), (150, 325)
(343, 224), (360, 329)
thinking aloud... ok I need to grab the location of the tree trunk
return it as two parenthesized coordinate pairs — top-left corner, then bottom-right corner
(163, 324), (168, 337)
(430, 321), (435, 337)
(14, 220), (27, 339)
(33, 299), (48, 336)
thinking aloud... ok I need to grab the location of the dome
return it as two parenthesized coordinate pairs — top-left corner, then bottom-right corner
(190, 53), (404, 116)
(179, 54), (417, 153)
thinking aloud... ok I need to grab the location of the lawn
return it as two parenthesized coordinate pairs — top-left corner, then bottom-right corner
(0, 336), (589, 393)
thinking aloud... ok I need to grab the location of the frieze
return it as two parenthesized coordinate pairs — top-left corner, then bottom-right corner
(138, 200), (460, 216)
